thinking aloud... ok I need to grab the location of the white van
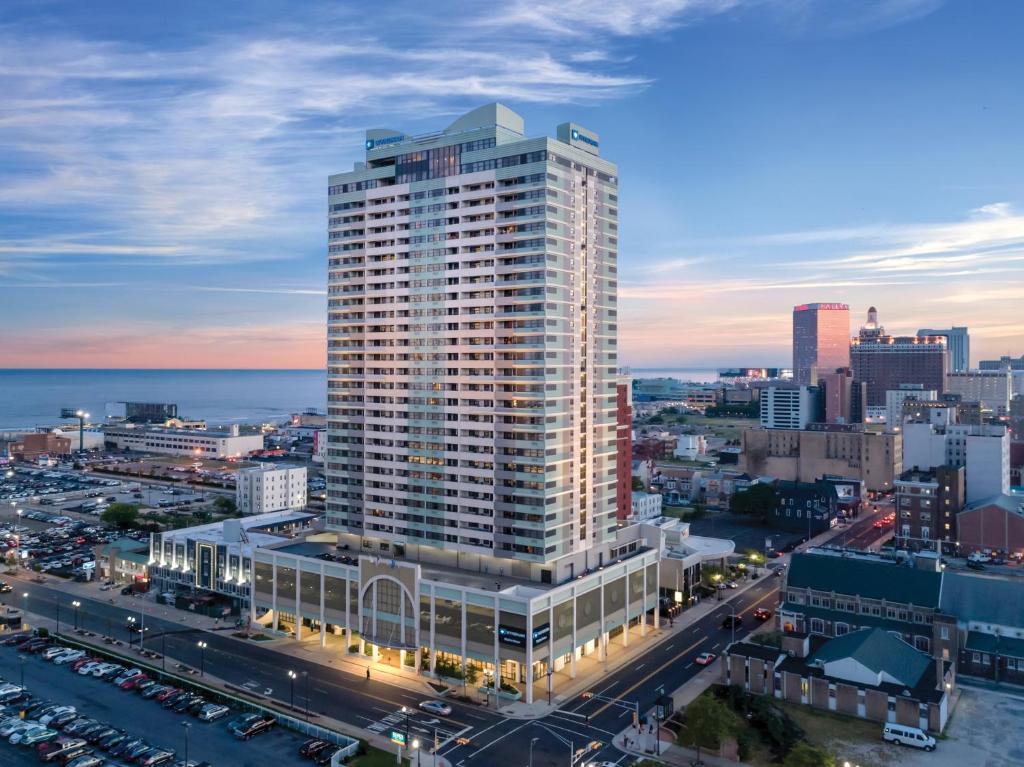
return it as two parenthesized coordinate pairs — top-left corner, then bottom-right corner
(883, 723), (936, 751)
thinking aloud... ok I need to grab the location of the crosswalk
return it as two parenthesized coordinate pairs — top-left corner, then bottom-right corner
(365, 705), (471, 753)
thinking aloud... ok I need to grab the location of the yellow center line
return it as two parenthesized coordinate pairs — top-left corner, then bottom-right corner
(591, 637), (706, 718)
(737, 587), (780, 618)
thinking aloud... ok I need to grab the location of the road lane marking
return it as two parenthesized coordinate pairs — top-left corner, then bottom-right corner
(591, 637), (706, 718)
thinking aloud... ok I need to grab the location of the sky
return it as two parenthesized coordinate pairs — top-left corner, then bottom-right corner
(1, 0), (1022, 369)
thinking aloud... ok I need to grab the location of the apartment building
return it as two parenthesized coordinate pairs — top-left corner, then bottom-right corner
(236, 464), (308, 515)
(759, 385), (821, 430)
(893, 466), (965, 549)
(254, 104), (662, 705)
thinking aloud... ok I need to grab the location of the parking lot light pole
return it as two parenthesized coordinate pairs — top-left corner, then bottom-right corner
(196, 641), (207, 676)
(182, 721), (191, 766)
(303, 670), (310, 721)
(72, 600), (81, 631)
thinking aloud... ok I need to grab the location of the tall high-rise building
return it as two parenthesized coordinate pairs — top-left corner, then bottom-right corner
(327, 103), (619, 568)
(850, 307), (948, 407)
(917, 327), (969, 372)
(615, 374), (633, 521)
(792, 303), (850, 385)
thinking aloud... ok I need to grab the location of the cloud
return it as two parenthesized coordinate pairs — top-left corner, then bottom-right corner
(193, 286), (327, 296)
(0, 8), (654, 278)
(482, 0), (742, 37)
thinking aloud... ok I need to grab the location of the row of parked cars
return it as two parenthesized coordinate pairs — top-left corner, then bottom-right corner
(2, 631), (228, 765)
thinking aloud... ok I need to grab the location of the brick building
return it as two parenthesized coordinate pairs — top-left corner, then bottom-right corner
(894, 466), (965, 550)
(956, 494), (1024, 556)
(9, 432), (72, 461)
(778, 551), (957, 659)
(739, 423), (901, 493)
(724, 629), (953, 732)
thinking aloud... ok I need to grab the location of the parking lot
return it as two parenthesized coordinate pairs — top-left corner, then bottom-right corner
(688, 512), (805, 555)
(0, 638), (315, 766)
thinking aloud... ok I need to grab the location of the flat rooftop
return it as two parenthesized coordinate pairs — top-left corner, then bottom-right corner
(269, 536), (655, 596)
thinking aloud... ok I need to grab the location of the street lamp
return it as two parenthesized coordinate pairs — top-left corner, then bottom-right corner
(72, 600), (81, 631)
(196, 641), (207, 676)
(288, 669), (297, 711)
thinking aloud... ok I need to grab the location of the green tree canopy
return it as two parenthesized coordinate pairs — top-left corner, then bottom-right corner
(783, 742), (835, 767)
(684, 693), (734, 758)
(730, 483), (778, 523)
(212, 495), (237, 514)
(101, 502), (140, 529)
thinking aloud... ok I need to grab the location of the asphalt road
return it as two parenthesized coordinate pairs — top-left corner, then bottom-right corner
(10, 580), (505, 757)
(4, 505), (892, 767)
(439, 574), (782, 767)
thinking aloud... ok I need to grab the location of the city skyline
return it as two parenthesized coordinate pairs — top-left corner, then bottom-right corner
(2, 0), (1023, 369)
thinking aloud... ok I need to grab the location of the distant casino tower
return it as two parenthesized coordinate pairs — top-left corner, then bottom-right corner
(792, 302), (851, 386)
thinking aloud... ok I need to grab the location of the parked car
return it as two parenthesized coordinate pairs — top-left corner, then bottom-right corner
(65, 756), (104, 767)
(228, 713), (275, 740)
(299, 738), (330, 758)
(196, 704), (230, 722)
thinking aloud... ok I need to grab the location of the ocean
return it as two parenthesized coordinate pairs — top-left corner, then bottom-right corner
(0, 369), (327, 430)
(0, 367), (724, 431)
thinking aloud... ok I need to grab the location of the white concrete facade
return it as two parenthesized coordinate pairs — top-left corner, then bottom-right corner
(236, 464), (308, 515)
(630, 491), (662, 521)
(325, 104), (619, 571)
(760, 386), (817, 430)
(103, 425), (264, 458)
(902, 422), (1009, 503)
(885, 386), (937, 430)
(674, 434), (707, 460)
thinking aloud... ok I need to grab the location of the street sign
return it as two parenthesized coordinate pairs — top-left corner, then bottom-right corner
(390, 730), (406, 746)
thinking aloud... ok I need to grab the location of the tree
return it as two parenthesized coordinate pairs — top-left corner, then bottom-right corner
(731, 483), (777, 523)
(101, 502), (140, 530)
(212, 495), (237, 515)
(683, 693), (733, 761)
(783, 742), (835, 767)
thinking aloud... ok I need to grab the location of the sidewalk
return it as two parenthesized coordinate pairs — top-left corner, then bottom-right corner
(613, 725), (739, 767)
(496, 567), (775, 719)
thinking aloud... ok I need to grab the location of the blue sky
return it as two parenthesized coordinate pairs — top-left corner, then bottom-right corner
(1, 0), (1022, 368)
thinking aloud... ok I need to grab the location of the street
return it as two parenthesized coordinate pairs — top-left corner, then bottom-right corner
(439, 575), (781, 766)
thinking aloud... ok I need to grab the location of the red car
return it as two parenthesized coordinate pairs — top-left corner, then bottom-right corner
(695, 652), (716, 666)
(120, 674), (150, 690)
(753, 608), (772, 621)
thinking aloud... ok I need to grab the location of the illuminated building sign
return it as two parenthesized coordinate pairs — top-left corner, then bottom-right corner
(570, 128), (599, 148)
(498, 623), (551, 648)
(366, 135), (405, 150)
(794, 303), (849, 312)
